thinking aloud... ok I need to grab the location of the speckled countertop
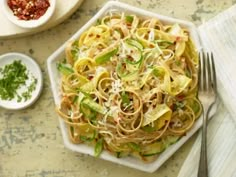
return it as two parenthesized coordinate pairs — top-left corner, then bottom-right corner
(0, 0), (235, 177)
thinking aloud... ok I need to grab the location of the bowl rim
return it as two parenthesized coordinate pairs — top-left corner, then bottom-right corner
(47, 0), (202, 173)
(1, 0), (56, 29)
(0, 52), (43, 110)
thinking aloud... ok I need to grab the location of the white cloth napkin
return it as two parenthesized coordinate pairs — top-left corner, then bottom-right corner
(178, 4), (236, 177)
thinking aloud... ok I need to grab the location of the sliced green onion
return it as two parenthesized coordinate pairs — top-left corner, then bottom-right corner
(124, 41), (143, 65)
(192, 101), (200, 114)
(126, 39), (143, 50)
(152, 68), (162, 77)
(57, 63), (74, 75)
(155, 40), (173, 49)
(70, 126), (74, 135)
(94, 138), (103, 157)
(80, 131), (96, 142)
(80, 101), (97, 120)
(71, 40), (79, 60)
(141, 125), (156, 133)
(163, 135), (180, 147)
(116, 62), (139, 80)
(79, 81), (95, 93)
(141, 141), (165, 156)
(116, 152), (121, 158)
(185, 69), (191, 78)
(121, 91), (130, 105)
(128, 142), (141, 152)
(95, 48), (118, 64)
(96, 19), (102, 25)
(81, 98), (107, 115)
(72, 96), (78, 104)
(125, 15), (134, 23)
(175, 60), (181, 66)
(77, 89), (91, 99)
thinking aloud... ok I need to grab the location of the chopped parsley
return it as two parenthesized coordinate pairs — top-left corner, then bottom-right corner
(125, 15), (134, 23)
(22, 77), (37, 101)
(0, 60), (37, 102)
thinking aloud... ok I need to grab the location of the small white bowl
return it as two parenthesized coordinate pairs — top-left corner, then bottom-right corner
(1, 0), (56, 28)
(0, 53), (43, 110)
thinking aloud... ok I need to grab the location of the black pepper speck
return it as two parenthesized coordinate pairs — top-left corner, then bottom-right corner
(29, 48), (34, 54)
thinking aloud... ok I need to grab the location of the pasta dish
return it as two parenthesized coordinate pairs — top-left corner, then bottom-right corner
(56, 12), (202, 162)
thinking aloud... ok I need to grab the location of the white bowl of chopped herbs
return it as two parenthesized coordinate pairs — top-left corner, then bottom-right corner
(0, 52), (43, 110)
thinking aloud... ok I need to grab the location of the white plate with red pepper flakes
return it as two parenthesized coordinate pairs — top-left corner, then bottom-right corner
(1, 0), (56, 28)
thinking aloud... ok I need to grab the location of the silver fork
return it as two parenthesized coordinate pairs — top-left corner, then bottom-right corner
(197, 52), (217, 177)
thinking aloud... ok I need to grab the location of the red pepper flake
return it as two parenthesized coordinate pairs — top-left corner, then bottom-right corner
(114, 117), (121, 124)
(177, 95), (184, 100)
(176, 36), (182, 42)
(88, 33), (94, 37)
(7, 0), (50, 20)
(88, 76), (94, 80)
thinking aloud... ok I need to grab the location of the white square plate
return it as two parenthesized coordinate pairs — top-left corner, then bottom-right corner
(47, 1), (202, 173)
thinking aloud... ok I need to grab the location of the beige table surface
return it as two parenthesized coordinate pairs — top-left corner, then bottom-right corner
(0, 0), (235, 177)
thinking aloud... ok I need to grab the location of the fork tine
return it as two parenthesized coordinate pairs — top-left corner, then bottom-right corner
(210, 52), (217, 93)
(198, 52), (202, 90)
(198, 52), (204, 91)
(206, 52), (211, 91)
(202, 52), (207, 91)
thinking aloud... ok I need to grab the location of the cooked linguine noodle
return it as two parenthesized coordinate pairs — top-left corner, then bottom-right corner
(56, 12), (202, 162)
